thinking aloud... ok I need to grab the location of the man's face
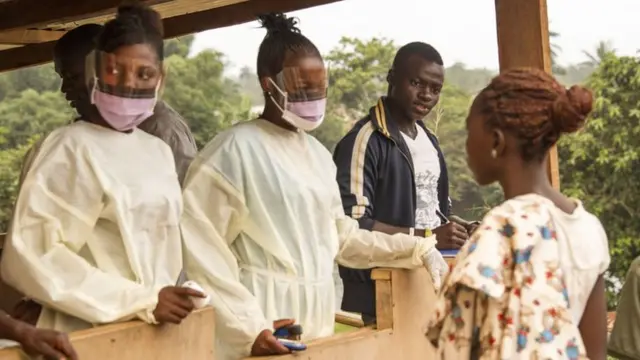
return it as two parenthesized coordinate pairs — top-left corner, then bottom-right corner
(388, 55), (445, 121)
(54, 52), (90, 113)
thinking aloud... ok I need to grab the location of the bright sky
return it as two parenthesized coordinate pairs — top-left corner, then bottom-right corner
(191, 0), (640, 75)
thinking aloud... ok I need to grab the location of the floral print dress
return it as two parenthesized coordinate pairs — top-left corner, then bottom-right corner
(426, 194), (588, 359)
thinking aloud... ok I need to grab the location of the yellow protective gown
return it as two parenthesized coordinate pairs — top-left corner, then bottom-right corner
(1, 120), (183, 333)
(181, 119), (436, 360)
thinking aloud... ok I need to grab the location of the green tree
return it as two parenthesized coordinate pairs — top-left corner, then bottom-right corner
(0, 141), (36, 231)
(559, 54), (640, 306)
(0, 65), (60, 101)
(163, 49), (251, 148)
(325, 37), (397, 117)
(234, 66), (264, 107)
(425, 86), (501, 219)
(445, 63), (495, 94)
(549, 30), (567, 76)
(0, 89), (73, 149)
(312, 37), (398, 151)
(582, 40), (616, 66)
(164, 35), (196, 58)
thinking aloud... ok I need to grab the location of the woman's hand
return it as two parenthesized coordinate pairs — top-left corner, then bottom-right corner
(12, 299), (42, 326)
(152, 286), (206, 324)
(250, 319), (295, 356)
(422, 248), (449, 291)
(15, 323), (78, 360)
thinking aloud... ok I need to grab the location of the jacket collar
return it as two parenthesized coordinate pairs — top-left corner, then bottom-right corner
(368, 96), (436, 142)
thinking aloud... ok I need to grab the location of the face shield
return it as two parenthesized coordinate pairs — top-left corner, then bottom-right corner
(85, 50), (164, 131)
(268, 65), (329, 132)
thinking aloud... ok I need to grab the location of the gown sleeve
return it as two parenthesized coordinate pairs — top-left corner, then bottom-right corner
(180, 134), (270, 359)
(330, 180), (436, 269)
(1, 131), (160, 325)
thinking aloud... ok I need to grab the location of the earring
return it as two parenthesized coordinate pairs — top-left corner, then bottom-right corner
(491, 149), (497, 158)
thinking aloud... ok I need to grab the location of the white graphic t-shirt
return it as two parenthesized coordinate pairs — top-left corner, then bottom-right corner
(401, 126), (441, 230)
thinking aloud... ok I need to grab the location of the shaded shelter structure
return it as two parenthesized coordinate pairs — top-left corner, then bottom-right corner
(0, 0), (559, 358)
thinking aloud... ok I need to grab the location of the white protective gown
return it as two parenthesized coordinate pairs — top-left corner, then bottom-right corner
(1, 120), (183, 333)
(181, 119), (436, 360)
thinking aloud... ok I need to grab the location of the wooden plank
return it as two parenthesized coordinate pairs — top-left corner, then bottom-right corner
(0, 308), (215, 360)
(494, 0), (559, 189)
(245, 268), (437, 360)
(371, 268), (391, 281)
(374, 278), (393, 330)
(335, 313), (364, 328)
(42, 0), (248, 32)
(0, 29), (65, 44)
(248, 329), (394, 360)
(0, 0), (171, 33)
(0, 41), (57, 73)
(0, 0), (342, 73)
(162, 0), (342, 37)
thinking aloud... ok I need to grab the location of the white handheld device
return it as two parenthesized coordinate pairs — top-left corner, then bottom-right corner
(181, 280), (211, 309)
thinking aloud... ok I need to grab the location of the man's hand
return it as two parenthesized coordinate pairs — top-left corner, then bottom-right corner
(251, 319), (295, 356)
(15, 323), (78, 360)
(153, 286), (206, 324)
(433, 222), (468, 250)
(466, 222), (480, 236)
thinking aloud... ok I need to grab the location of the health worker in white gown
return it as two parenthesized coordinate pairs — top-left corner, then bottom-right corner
(1, 4), (204, 334)
(180, 13), (449, 360)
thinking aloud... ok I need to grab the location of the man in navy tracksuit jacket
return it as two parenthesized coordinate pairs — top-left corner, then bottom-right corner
(333, 42), (476, 325)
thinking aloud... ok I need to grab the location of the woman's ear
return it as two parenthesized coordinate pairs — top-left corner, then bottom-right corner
(260, 77), (272, 94)
(493, 129), (506, 156)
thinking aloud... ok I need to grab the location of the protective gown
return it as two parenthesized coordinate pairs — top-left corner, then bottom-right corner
(181, 119), (436, 360)
(1, 120), (183, 333)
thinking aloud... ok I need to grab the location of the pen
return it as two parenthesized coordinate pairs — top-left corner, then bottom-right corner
(436, 209), (449, 224)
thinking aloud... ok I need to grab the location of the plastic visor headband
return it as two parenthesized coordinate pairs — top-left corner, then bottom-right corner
(85, 50), (165, 99)
(271, 65), (329, 103)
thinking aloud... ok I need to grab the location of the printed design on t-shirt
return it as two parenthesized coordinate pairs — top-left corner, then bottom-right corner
(415, 169), (441, 229)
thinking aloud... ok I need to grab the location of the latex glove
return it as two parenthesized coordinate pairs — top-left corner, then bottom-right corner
(422, 247), (449, 291)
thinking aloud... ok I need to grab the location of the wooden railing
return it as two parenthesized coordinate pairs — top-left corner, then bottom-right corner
(0, 267), (439, 359)
(0, 308), (216, 359)
(245, 267), (438, 360)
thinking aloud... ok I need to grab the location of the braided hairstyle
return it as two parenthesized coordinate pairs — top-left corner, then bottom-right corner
(256, 13), (321, 79)
(478, 68), (593, 162)
(96, 3), (164, 60)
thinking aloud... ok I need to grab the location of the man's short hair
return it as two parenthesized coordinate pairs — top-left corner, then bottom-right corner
(53, 24), (104, 59)
(392, 42), (443, 69)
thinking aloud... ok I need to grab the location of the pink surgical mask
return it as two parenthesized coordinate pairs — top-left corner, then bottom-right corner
(91, 90), (156, 131)
(269, 79), (327, 132)
(89, 77), (160, 132)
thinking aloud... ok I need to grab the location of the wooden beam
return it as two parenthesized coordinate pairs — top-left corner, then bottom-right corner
(0, 0), (170, 33)
(0, 0), (342, 73)
(162, 0), (342, 38)
(335, 313), (365, 328)
(0, 29), (66, 44)
(0, 42), (56, 73)
(495, 0), (560, 189)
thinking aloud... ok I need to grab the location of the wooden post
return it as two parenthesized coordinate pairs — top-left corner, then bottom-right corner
(494, 0), (560, 189)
